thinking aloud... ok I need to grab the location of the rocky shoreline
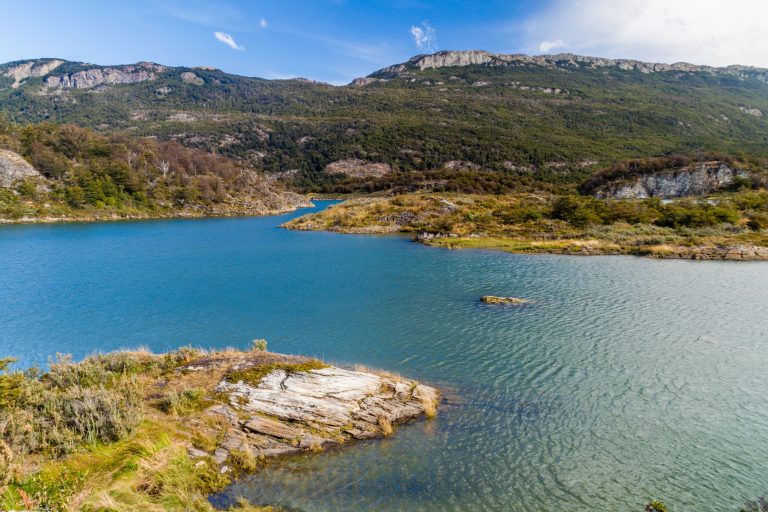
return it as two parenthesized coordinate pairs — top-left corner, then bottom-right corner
(184, 351), (439, 471)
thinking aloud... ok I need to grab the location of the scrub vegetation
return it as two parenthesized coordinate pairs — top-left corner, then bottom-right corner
(285, 189), (768, 259)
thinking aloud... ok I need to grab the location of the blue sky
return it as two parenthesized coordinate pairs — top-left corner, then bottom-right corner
(2, 0), (767, 84)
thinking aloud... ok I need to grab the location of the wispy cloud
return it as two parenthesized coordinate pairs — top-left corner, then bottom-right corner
(410, 21), (436, 52)
(259, 17), (268, 29)
(520, 0), (768, 67)
(539, 39), (566, 53)
(214, 31), (244, 51)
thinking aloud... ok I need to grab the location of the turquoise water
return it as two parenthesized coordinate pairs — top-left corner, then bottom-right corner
(2, 201), (768, 511)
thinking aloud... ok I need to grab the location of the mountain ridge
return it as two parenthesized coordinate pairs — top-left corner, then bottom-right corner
(4, 49), (768, 90)
(368, 50), (768, 80)
(2, 50), (768, 194)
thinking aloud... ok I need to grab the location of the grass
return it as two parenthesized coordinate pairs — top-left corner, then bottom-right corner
(226, 360), (329, 386)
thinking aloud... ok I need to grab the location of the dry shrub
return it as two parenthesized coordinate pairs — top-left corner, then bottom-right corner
(377, 416), (393, 436)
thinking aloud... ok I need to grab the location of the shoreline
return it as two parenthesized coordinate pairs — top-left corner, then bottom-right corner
(0, 201), (316, 226)
(0, 347), (438, 511)
(283, 194), (768, 262)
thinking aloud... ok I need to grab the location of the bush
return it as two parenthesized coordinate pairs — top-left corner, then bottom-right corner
(656, 201), (740, 228)
(551, 195), (605, 227)
(645, 500), (669, 512)
(747, 212), (768, 231)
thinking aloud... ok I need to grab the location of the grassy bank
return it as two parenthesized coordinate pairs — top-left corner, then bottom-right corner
(284, 192), (768, 260)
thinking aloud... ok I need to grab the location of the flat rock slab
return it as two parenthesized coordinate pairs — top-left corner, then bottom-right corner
(218, 367), (436, 433)
(192, 363), (438, 469)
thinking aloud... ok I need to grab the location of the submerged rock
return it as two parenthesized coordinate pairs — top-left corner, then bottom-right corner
(480, 295), (529, 305)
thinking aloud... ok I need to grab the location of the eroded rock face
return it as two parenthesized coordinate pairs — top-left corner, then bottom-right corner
(370, 50), (768, 83)
(180, 71), (204, 85)
(2, 59), (64, 88)
(218, 367), (437, 438)
(325, 159), (391, 179)
(44, 63), (166, 90)
(592, 162), (746, 199)
(199, 365), (437, 465)
(0, 150), (43, 187)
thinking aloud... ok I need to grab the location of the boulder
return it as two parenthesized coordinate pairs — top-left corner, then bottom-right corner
(0, 150), (42, 187)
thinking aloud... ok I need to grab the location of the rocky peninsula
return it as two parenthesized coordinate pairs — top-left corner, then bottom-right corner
(0, 347), (438, 511)
(284, 192), (768, 261)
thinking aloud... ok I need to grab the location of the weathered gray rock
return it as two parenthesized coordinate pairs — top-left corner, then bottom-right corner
(592, 162), (747, 199)
(213, 448), (229, 465)
(243, 415), (302, 441)
(187, 447), (208, 458)
(325, 159), (391, 179)
(0, 150), (42, 187)
(43, 63), (166, 90)
(2, 59), (64, 88)
(216, 366), (438, 448)
(185, 355), (439, 470)
(180, 71), (204, 85)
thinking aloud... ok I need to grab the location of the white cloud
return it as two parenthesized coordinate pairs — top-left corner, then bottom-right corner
(410, 21), (436, 52)
(259, 18), (268, 29)
(214, 31), (244, 51)
(539, 39), (565, 53)
(522, 0), (768, 67)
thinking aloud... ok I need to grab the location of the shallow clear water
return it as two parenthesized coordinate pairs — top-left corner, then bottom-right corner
(2, 201), (768, 511)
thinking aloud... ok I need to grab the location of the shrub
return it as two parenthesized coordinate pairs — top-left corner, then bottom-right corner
(551, 195), (605, 227)
(251, 339), (268, 352)
(645, 500), (669, 512)
(157, 388), (205, 416)
(747, 212), (768, 231)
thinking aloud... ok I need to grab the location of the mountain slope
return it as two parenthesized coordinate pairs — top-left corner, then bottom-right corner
(2, 51), (768, 192)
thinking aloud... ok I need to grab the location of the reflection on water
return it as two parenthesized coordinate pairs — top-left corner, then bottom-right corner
(2, 202), (768, 511)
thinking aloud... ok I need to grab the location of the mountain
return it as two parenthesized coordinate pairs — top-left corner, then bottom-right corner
(2, 51), (768, 193)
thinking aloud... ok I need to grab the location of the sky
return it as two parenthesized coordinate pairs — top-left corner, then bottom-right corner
(1, 0), (768, 85)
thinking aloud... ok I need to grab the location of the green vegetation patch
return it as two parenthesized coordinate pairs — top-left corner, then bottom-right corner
(227, 360), (329, 386)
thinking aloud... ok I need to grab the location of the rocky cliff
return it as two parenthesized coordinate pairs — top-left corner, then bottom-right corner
(370, 50), (768, 82)
(44, 63), (166, 90)
(0, 149), (42, 187)
(590, 162), (747, 199)
(1, 59), (64, 88)
(1, 60), (167, 90)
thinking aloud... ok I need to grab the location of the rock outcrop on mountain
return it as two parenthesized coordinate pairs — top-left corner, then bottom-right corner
(1, 59), (64, 88)
(0, 149), (42, 187)
(44, 63), (166, 90)
(589, 162), (747, 199)
(369, 50), (768, 82)
(325, 159), (391, 178)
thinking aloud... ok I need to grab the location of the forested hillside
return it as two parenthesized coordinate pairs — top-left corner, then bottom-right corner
(0, 121), (306, 221)
(2, 51), (768, 193)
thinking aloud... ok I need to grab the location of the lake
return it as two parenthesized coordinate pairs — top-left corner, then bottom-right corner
(1, 201), (767, 511)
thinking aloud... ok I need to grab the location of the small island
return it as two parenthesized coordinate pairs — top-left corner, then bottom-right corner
(480, 295), (529, 305)
(0, 347), (438, 511)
